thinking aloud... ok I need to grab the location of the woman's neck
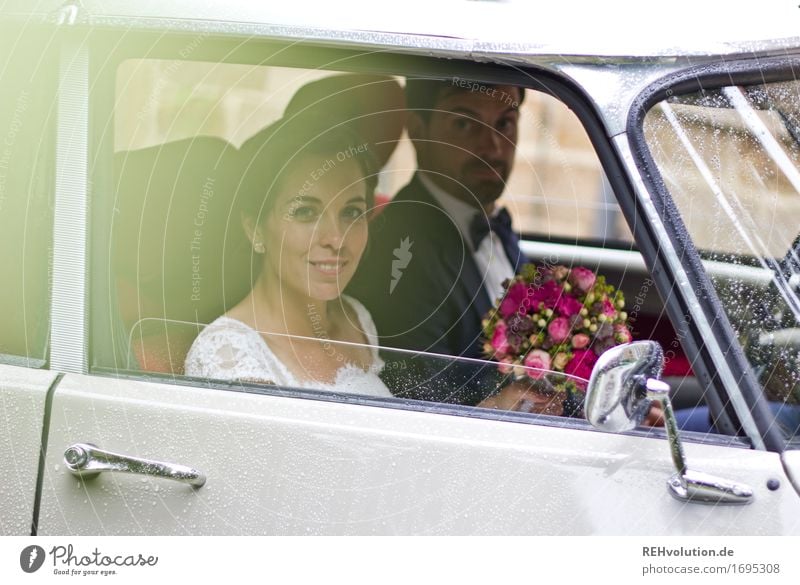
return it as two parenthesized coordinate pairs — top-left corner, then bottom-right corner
(247, 275), (337, 339)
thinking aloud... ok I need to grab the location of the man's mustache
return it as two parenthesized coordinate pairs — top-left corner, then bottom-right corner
(464, 160), (509, 178)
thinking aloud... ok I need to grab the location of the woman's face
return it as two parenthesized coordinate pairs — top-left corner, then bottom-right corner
(256, 153), (369, 301)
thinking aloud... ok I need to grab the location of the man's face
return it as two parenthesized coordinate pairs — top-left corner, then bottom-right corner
(411, 84), (521, 208)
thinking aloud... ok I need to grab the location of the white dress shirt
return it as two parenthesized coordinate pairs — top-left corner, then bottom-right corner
(419, 174), (515, 304)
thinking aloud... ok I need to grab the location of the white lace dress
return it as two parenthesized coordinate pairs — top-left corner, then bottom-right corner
(184, 295), (393, 398)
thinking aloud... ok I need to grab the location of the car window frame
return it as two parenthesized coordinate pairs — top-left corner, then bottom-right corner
(627, 56), (800, 453)
(77, 26), (737, 443)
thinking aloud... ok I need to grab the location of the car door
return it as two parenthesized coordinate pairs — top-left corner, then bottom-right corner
(36, 365), (800, 535)
(31, 22), (800, 535)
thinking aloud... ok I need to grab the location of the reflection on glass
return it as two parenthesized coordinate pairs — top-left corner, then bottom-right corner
(644, 81), (800, 444)
(127, 316), (588, 419)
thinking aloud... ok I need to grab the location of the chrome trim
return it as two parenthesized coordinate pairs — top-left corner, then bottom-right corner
(64, 443), (206, 488)
(645, 377), (687, 478)
(520, 240), (772, 285)
(56, 0), (81, 26)
(667, 470), (754, 505)
(585, 341), (664, 433)
(612, 133), (765, 450)
(586, 342), (753, 505)
(49, 40), (89, 374)
(34, 1), (800, 61)
(85, 16), (474, 60)
(555, 63), (684, 137)
(781, 450), (800, 496)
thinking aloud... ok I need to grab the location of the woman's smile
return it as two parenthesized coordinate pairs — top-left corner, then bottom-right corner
(308, 257), (349, 277)
(256, 153), (369, 302)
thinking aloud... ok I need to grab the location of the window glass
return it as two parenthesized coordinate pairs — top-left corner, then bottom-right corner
(104, 59), (671, 422)
(141, 318), (590, 417)
(505, 91), (631, 244)
(115, 60), (630, 245)
(0, 27), (56, 366)
(644, 80), (800, 446)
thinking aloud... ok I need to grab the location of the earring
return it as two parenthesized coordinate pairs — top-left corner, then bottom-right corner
(253, 241), (265, 254)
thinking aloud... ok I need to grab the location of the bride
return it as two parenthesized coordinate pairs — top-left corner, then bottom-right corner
(185, 115), (392, 397)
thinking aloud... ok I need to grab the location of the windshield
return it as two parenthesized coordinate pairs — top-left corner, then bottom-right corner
(644, 79), (800, 447)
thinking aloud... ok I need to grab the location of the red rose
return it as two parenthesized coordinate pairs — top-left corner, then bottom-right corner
(547, 316), (571, 344)
(555, 294), (583, 317)
(564, 349), (598, 380)
(601, 298), (617, 317)
(499, 282), (528, 318)
(531, 280), (562, 310)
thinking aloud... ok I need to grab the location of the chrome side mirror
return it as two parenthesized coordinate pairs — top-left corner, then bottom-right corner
(586, 341), (752, 505)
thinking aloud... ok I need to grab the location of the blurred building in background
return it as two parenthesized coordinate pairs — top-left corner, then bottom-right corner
(116, 60), (630, 244)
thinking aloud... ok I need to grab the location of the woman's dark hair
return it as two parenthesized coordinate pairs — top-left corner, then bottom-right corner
(236, 115), (379, 222)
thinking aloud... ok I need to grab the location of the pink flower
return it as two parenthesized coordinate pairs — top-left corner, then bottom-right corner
(564, 349), (598, 381)
(491, 321), (511, 356)
(555, 294), (583, 317)
(571, 333), (590, 349)
(569, 267), (596, 293)
(601, 298), (617, 317)
(613, 323), (632, 344)
(531, 280), (562, 310)
(524, 349), (551, 379)
(547, 316), (571, 344)
(497, 357), (514, 374)
(499, 282), (528, 318)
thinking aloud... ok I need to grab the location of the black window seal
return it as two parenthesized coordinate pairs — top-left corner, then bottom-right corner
(626, 55), (800, 453)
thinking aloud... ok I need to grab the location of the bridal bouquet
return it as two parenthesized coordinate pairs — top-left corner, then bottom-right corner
(481, 264), (632, 417)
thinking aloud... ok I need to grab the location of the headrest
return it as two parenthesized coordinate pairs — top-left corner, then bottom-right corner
(280, 73), (406, 169)
(113, 136), (252, 329)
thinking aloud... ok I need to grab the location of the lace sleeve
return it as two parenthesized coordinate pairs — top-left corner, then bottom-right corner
(343, 295), (384, 369)
(184, 319), (279, 384)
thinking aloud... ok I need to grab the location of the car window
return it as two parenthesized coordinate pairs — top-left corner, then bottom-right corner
(643, 79), (800, 447)
(114, 60), (631, 246)
(506, 91), (632, 245)
(94, 57), (680, 424)
(173, 321), (587, 414)
(0, 25), (56, 367)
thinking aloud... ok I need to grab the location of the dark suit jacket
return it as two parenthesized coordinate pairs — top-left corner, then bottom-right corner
(347, 174), (502, 405)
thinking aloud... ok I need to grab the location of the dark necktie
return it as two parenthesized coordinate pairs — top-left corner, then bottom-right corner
(469, 207), (527, 272)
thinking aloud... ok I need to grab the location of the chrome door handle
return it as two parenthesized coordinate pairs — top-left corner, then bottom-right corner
(64, 443), (206, 488)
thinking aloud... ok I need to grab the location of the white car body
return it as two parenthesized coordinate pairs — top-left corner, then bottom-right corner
(2, 0), (800, 535)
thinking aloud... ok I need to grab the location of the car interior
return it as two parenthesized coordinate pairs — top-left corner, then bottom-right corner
(107, 60), (703, 416)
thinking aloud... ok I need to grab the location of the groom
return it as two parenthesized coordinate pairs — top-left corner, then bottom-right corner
(348, 77), (527, 404)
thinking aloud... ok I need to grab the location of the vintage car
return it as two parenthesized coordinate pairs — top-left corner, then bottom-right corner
(2, 0), (800, 535)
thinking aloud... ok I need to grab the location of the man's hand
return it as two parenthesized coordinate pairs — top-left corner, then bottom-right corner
(478, 382), (666, 426)
(478, 381), (565, 416)
(641, 402), (665, 427)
